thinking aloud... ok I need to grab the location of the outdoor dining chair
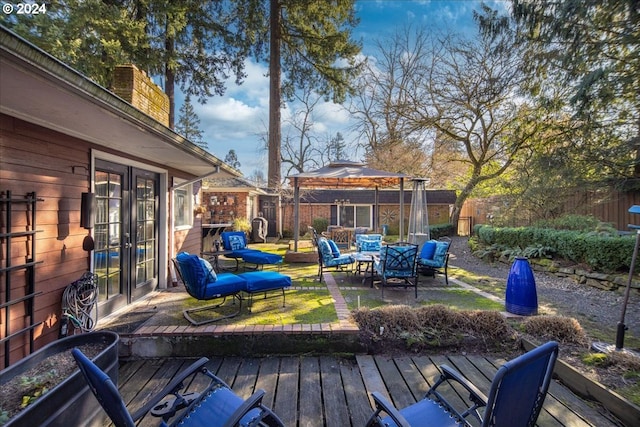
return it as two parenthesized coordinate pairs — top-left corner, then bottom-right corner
(374, 242), (419, 297)
(365, 341), (559, 427)
(72, 348), (285, 427)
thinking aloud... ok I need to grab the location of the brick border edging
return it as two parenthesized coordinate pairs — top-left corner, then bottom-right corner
(122, 272), (358, 338)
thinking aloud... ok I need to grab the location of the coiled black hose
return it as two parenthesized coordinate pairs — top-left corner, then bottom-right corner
(59, 272), (98, 337)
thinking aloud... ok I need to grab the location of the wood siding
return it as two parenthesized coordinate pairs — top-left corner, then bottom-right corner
(1, 114), (94, 364)
(1, 114), (198, 366)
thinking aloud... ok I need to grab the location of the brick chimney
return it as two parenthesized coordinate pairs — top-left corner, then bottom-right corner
(112, 64), (170, 127)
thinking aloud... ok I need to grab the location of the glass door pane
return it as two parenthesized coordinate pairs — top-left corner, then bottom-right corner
(135, 176), (157, 287)
(93, 169), (124, 306)
(355, 206), (371, 228)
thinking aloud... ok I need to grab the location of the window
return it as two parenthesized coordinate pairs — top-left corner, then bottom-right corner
(173, 180), (193, 229)
(332, 204), (371, 228)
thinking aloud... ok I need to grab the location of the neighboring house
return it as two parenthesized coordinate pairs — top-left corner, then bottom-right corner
(0, 27), (240, 366)
(282, 189), (456, 236)
(201, 176), (279, 240)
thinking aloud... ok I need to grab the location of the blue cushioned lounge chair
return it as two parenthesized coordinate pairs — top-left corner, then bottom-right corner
(220, 231), (263, 271)
(366, 341), (559, 427)
(72, 348), (285, 427)
(173, 253), (291, 324)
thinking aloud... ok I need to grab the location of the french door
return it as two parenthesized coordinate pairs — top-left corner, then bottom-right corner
(93, 160), (159, 317)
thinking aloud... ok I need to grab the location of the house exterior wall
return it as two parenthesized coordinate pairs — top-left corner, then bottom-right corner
(0, 114), (199, 365)
(200, 190), (250, 225)
(282, 202), (451, 236)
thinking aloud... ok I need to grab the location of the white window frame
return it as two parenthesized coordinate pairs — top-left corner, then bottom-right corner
(173, 179), (194, 230)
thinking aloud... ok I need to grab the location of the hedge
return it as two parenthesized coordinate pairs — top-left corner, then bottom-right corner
(475, 225), (636, 273)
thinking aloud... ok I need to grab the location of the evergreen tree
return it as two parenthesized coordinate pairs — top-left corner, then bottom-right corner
(175, 95), (206, 150)
(224, 150), (241, 170)
(482, 0), (640, 182)
(2, 0), (255, 129)
(327, 132), (348, 163)
(235, 0), (362, 188)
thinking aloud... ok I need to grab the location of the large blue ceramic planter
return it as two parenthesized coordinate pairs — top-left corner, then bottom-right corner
(505, 257), (538, 316)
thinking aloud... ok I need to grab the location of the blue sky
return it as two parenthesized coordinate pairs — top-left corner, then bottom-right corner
(182, 1), (506, 177)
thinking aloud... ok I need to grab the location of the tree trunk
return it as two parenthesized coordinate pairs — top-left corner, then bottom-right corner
(165, 23), (175, 129)
(450, 176), (480, 235)
(268, 0), (282, 189)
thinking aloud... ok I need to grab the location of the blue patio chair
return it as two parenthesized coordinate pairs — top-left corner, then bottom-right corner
(173, 252), (245, 325)
(316, 236), (355, 281)
(355, 233), (383, 253)
(374, 242), (419, 297)
(417, 237), (451, 284)
(72, 348), (285, 427)
(365, 341), (559, 427)
(220, 231), (263, 271)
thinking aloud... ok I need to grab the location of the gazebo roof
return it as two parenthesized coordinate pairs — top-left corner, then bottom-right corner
(287, 161), (408, 188)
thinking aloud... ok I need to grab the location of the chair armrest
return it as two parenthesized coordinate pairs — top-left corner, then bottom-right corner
(439, 364), (487, 406)
(222, 389), (266, 427)
(369, 392), (411, 427)
(131, 357), (210, 421)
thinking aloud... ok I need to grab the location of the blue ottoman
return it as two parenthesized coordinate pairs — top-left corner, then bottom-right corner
(241, 252), (283, 270)
(238, 271), (291, 311)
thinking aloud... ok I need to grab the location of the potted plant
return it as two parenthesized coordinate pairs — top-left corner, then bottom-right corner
(0, 331), (119, 427)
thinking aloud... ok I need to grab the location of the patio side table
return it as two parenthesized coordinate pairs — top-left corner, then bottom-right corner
(353, 252), (376, 287)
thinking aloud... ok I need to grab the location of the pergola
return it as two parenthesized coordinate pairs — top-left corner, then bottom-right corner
(287, 161), (409, 251)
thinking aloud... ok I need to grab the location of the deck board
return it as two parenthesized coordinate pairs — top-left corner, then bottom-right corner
(319, 356), (350, 427)
(299, 357), (322, 427)
(116, 355), (622, 427)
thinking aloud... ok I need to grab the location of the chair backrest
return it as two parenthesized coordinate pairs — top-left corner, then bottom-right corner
(316, 237), (336, 264)
(220, 231), (247, 250)
(174, 253), (216, 300)
(72, 348), (135, 427)
(308, 226), (319, 247)
(420, 238), (450, 265)
(433, 238), (451, 265)
(482, 341), (559, 427)
(356, 234), (383, 252)
(380, 242), (418, 275)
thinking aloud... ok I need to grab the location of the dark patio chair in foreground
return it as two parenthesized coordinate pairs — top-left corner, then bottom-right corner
(72, 348), (285, 427)
(366, 341), (559, 427)
(373, 242), (419, 297)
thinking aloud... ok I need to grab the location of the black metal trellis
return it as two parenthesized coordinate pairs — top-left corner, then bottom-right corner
(0, 191), (44, 368)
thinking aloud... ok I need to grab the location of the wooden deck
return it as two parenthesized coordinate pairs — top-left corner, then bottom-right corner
(118, 354), (623, 427)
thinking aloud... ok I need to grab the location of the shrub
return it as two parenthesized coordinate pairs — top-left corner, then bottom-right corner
(474, 224), (635, 273)
(429, 223), (455, 239)
(523, 316), (589, 346)
(232, 217), (251, 233)
(533, 214), (602, 231)
(312, 217), (328, 233)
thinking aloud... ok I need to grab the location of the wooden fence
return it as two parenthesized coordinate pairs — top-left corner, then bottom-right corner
(459, 189), (640, 235)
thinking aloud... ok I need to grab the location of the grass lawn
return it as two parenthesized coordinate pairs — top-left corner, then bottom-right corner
(183, 241), (507, 326)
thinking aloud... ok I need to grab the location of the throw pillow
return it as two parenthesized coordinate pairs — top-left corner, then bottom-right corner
(420, 241), (437, 260)
(433, 241), (449, 265)
(328, 239), (341, 257)
(199, 257), (217, 283)
(228, 235), (245, 250)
